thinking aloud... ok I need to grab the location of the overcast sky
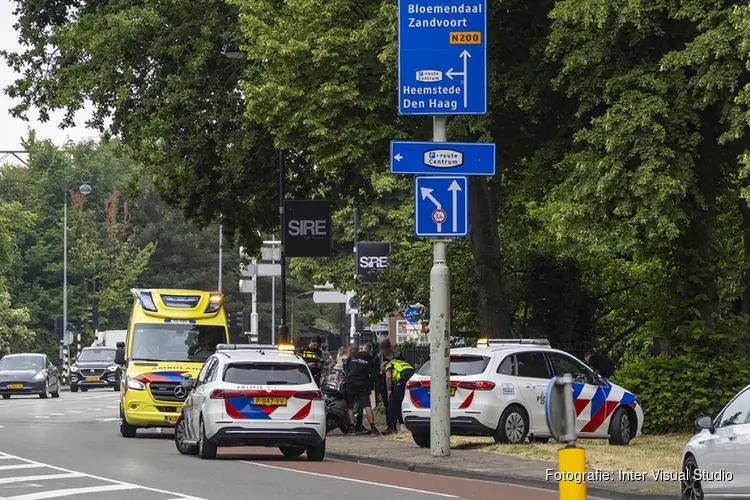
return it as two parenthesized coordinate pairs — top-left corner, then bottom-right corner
(1, 2), (99, 153)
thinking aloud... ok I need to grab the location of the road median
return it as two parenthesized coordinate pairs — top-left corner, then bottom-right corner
(326, 434), (679, 499)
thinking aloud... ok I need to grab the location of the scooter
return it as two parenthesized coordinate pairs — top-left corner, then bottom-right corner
(323, 379), (348, 434)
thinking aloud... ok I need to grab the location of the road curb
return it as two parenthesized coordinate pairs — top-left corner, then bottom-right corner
(326, 452), (678, 500)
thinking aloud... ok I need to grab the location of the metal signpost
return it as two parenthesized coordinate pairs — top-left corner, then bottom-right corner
(545, 375), (587, 500)
(396, 0), (490, 458)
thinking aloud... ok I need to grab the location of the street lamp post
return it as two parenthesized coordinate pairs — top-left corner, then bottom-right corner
(220, 43), (288, 344)
(290, 291), (315, 340)
(63, 171), (92, 385)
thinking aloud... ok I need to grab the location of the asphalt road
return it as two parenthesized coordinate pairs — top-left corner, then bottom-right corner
(0, 391), (559, 500)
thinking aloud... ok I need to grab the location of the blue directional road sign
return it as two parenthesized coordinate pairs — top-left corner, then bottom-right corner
(398, 0), (487, 115)
(391, 141), (495, 175)
(414, 176), (468, 237)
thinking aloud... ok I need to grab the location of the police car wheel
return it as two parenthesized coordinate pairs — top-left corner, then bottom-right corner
(412, 431), (430, 448)
(494, 405), (529, 444)
(608, 407), (632, 445)
(279, 446), (305, 457)
(175, 415), (198, 455)
(307, 440), (326, 461)
(198, 418), (217, 459)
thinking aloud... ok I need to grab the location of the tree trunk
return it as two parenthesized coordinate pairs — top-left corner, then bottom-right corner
(468, 177), (513, 337)
(740, 195), (750, 314)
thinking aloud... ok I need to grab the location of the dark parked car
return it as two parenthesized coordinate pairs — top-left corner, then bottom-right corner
(70, 347), (121, 392)
(0, 353), (60, 399)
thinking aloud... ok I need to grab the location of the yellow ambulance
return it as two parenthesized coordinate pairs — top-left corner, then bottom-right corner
(114, 289), (230, 438)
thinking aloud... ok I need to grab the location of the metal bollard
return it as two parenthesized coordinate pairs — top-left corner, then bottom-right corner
(557, 374), (586, 500)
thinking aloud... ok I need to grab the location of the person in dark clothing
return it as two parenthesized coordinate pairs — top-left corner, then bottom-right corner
(343, 343), (379, 435)
(299, 336), (325, 387)
(584, 351), (615, 378)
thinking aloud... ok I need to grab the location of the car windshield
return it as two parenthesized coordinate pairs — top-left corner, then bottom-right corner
(223, 363), (312, 385)
(130, 323), (226, 363)
(0, 355), (44, 371)
(77, 349), (116, 362)
(417, 355), (490, 376)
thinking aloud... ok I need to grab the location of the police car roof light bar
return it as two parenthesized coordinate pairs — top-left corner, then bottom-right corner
(216, 343), (279, 351)
(486, 338), (550, 346)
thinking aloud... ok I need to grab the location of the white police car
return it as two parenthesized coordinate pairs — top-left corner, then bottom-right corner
(402, 339), (643, 447)
(173, 344), (326, 460)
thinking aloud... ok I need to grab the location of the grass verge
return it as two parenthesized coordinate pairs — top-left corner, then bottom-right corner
(389, 432), (689, 473)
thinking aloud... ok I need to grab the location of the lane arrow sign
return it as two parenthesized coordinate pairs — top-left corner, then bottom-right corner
(448, 180), (462, 232)
(420, 187), (441, 209)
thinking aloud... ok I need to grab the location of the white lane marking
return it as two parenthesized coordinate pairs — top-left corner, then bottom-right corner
(240, 461), (458, 498)
(95, 418), (118, 422)
(105, 406), (117, 409)
(0, 425), (4, 429)
(0, 451), (207, 499)
(0, 465), (42, 471)
(0, 472), (83, 485)
(67, 411), (82, 414)
(32, 416), (48, 419)
(49, 413), (64, 416)
(1, 483), (137, 499)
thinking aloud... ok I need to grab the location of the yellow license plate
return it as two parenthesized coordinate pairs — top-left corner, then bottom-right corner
(164, 415), (178, 424)
(253, 397), (287, 406)
(450, 387), (456, 396)
(7, 384), (22, 389)
(86, 377), (100, 382)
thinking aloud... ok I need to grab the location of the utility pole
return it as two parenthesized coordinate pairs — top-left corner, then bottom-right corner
(279, 151), (289, 343)
(218, 221), (223, 291)
(250, 257), (258, 341)
(351, 207), (358, 343)
(271, 234), (276, 344)
(429, 116), (451, 458)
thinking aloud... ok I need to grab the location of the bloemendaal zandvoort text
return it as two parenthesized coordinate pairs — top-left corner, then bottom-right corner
(406, 3), (483, 27)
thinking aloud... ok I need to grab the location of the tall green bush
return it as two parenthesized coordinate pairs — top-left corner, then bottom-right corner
(612, 354), (750, 434)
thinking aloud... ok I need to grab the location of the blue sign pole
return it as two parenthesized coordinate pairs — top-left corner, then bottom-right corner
(398, 0), (488, 115)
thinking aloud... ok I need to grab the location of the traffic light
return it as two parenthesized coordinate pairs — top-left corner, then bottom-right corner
(241, 311), (250, 333)
(54, 316), (64, 340)
(87, 303), (99, 330)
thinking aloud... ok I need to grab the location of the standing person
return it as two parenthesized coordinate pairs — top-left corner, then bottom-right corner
(376, 339), (400, 419)
(332, 347), (347, 389)
(343, 343), (379, 435)
(298, 336), (325, 387)
(383, 357), (415, 434)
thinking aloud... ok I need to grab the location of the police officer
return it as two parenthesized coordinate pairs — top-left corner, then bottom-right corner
(383, 357), (414, 434)
(299, 336), (325, 386)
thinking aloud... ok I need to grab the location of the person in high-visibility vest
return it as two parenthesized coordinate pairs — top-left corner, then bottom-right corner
(382, 357), (415, 434)
(298, 336), (325, 387)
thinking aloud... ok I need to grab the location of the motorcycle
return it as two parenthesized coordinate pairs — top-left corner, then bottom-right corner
(323, 379), (348, 434)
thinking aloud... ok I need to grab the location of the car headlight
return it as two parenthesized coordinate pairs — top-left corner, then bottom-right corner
(70, 365), (79, 372)
(127, 378), (146, 390)
(107, 365), (118, 372)
(33, 371), (46, 380)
